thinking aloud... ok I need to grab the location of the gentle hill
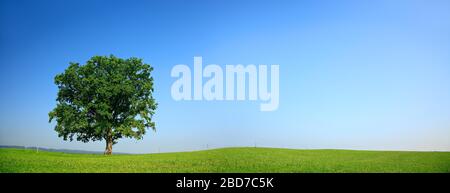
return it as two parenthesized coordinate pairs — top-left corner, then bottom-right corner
(0, 147), (449, 173)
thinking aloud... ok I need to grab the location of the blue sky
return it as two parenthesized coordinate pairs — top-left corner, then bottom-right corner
(0, 0), (449, 153)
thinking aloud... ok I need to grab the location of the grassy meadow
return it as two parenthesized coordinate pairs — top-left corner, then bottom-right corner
(0, 147), (449, 173)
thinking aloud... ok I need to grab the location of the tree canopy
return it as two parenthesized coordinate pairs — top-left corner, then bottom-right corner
(49, 55), (157, 154)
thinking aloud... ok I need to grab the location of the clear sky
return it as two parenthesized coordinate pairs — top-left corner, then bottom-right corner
(0, 0), (449, 153)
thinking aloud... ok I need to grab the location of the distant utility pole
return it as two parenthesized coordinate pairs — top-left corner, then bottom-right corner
(206, 144), (209, 149)
(36, 146), (39, 153)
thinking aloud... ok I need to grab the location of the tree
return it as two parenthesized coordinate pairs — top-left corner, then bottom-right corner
(49, 55), (157, 155)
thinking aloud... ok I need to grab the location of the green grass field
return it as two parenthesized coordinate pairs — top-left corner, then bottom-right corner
(0, 147), (449, 173)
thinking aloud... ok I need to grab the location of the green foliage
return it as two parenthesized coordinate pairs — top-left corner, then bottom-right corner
(1, 148), (449, 173)
(49, 55), (157, 150)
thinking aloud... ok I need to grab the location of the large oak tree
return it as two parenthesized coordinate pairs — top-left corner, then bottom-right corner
(49, 55), (157, 155)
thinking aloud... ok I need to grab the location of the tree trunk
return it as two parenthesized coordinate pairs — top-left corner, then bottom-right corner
(104, 129), (113, 155)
